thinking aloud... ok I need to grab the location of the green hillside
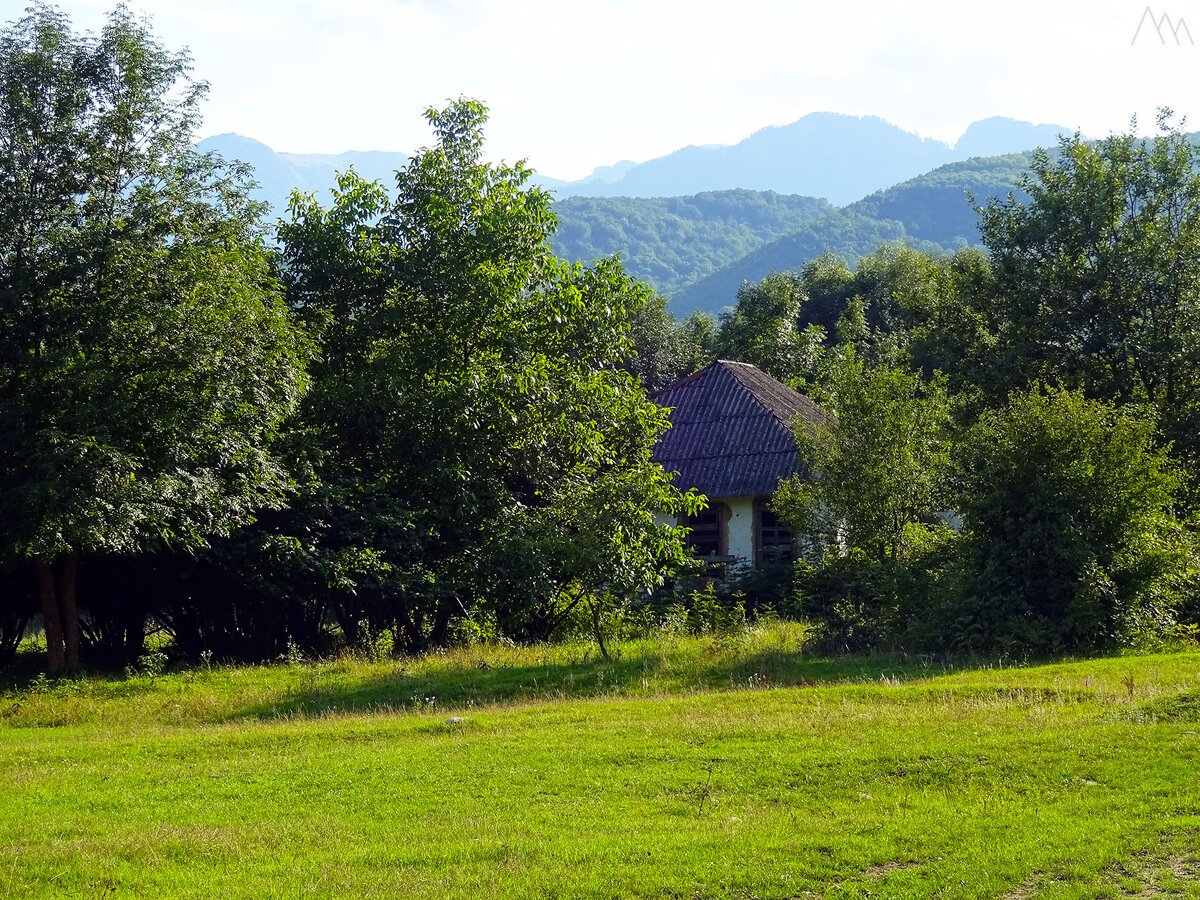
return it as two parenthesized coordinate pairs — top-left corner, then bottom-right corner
(669, 210), (944, 316)
(847, 152), (1033, 246)
(549, 190), (831, 298)
(668, 153), (1031, 314)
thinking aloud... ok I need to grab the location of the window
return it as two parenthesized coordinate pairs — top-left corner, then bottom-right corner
(681, 504), (724, 558)
(757, 506), (794, 565)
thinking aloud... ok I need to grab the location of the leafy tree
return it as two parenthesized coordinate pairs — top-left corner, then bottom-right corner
(776, 349), (953, 565)
(673, 311), (719, 379)
(773, 349), (954, 647)
(0, 6), (309, 671)
(711, 246), (993, 397)
(623, 292), (717, 392)
(715, 272), (826, 381)
(902, 247), (996, 405)
(978, 116), (1200, 466)
(949, 387), (1197, 653)
(277, 99), (698, 653)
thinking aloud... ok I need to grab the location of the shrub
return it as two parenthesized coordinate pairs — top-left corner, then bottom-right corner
(947, 386), (1198, 654)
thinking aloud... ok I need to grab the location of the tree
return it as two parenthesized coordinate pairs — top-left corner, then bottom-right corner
(716, 272), (826, 382)
(772, 349), (955, 647)
(950, 387), (1197, 653)
(776, 348), (953, 565)
(674, 311), (719, 377)
(0, 6), (308, 671)
(621, 299), (720, 393)
(277, 99), (698, 653)
(978, 116), (1200, 466)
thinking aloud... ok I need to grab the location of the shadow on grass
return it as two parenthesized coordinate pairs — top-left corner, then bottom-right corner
(222, 646), (966, 723)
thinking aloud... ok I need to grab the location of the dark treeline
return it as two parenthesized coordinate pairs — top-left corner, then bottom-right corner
(3, 6), (1200, 672)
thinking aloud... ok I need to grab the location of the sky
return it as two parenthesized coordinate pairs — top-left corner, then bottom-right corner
(20, 0), (1200, 180)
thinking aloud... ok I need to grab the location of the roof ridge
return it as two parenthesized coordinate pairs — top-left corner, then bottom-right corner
(651, 360), (720, 399)
(651, 359), (825, 498)
(722, 361), (811, 430)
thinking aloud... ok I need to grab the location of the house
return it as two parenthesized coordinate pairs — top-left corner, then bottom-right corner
(652, 359), (826, 571)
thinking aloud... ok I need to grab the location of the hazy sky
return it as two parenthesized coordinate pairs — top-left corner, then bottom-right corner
(26, 0), (1200, 179)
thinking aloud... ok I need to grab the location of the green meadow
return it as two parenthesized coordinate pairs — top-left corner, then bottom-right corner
(2, 624), (1200, 899)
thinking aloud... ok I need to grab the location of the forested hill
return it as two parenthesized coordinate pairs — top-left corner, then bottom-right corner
(556, 152), (1034, 316)
(848, 153), (1034, 246)
(547, 192), (832, 299)
(666, 152), (1035, 314)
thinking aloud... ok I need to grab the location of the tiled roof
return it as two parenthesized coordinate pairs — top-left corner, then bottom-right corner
(652, 360), (826, 499)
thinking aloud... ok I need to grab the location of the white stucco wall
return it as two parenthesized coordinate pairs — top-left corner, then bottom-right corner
(724, 496), (755, 567)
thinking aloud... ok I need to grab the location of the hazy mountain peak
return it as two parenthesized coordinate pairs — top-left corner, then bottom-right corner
(952, 117), (1071, 159)
(543, 113), (1070, 204)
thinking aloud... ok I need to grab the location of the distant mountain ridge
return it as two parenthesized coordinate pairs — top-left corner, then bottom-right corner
(197, 113), (1073, 213)
(540, 114), (1070, 204)
(197, 134), (411, 217)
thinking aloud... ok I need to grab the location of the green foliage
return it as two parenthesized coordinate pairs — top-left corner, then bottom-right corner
(276, 99), (699, 654)
(978, 116), (1200, 466)
(0, 5), (309, 671)
(776, 349), (954, 566)
(709, 245), (995, 402)
(949, 387), (1198, 653)
(773, 350), (955, 649)
(623, 294), (717, 392)
(679, 580), (746, 635)
(673, 311), (720, 378)
(714, 272), (826, 381)
(900, 246), (997, 404)
(0, 5), (307, 558)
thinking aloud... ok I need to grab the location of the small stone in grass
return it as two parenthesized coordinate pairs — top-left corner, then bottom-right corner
(445, 716), (465, 726)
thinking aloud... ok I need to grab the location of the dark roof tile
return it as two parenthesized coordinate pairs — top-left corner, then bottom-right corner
(652, 360), (826, 498)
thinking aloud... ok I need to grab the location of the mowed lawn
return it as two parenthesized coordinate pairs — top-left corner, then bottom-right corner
(2, 626), (1200, 899)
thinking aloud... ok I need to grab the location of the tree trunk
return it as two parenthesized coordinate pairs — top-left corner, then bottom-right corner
(589, 597), (610, 663)
(35, 559), (66, 674)
(430, 597), (454, 647)
(59, 551), (80, 670)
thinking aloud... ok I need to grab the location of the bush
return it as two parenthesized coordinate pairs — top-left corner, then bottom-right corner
(787, 531), (958, 654)
(947, 387), (1199, 654)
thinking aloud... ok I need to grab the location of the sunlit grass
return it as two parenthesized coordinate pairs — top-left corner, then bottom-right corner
(3, 623), (1200, 898)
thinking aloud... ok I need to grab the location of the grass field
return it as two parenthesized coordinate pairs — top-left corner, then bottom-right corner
(2, 623), (1200, 898)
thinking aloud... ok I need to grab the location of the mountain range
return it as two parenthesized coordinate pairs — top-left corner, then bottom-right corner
(197, 113), (1074, 316)
(536, 114), (1068, 205)
(198, 113), (1070, 213)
